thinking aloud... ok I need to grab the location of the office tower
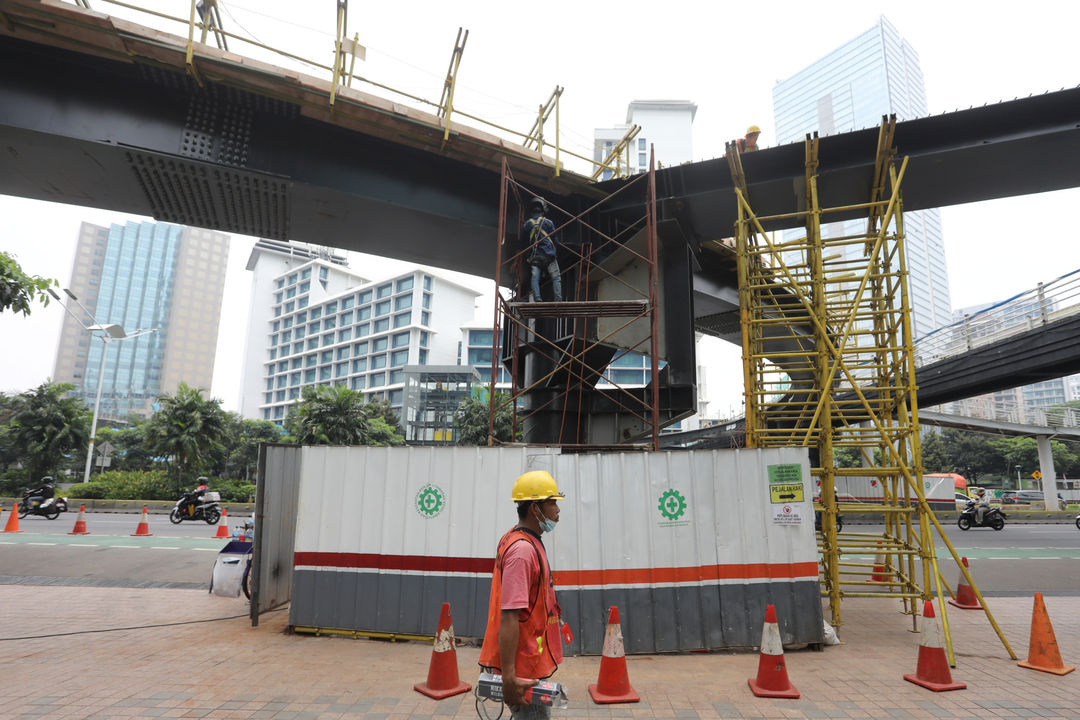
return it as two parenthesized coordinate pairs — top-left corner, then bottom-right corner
(594, 100), (696, 179)
(53, 221), (229, 420)
(772, 17), (951, 339)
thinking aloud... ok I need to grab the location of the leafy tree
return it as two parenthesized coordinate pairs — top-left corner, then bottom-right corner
(365, 396), (402, 431)
(0, 251), (55, 315)
(919, 430), (951, 473)
(90, 416), (160, 474)
(454, 392), (519, 446)
(211, 414), (285, 480)
(938, 428), (1001, 485)
(144, 382), (227, 493)
(989, 436), (1078, 488)
(3, 382), (90, 481)
(288, 384), (404, 446)
(833, 447), (863, 469)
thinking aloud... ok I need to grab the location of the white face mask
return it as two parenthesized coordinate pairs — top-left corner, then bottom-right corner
(535, 504), (557, 533)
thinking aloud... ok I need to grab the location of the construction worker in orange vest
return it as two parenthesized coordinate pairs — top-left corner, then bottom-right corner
(479, 470), (568, 717)
(738, 124), (761, 153)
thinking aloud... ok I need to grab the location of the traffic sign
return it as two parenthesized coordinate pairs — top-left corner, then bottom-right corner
(1032, 471), (1042, 480)
(770, 483), (804, 504)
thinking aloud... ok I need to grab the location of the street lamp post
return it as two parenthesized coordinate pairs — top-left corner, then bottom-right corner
(48, 288), (157, 485)
(1015, 464), (1022, 491)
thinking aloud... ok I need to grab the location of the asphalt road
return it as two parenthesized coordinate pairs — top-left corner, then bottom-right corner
(0, 511), (247, 588)
(2, 512), (1077, 595)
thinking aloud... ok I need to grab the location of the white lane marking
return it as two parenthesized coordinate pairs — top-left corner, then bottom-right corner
(69, 543), (98, 547)
(27, 542), (57, 546)
(106, 545), (141, 548)
(150, 546), (179, 550)
(193, 548), (218, 552)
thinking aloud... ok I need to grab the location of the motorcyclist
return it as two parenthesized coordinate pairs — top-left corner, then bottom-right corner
(178, 478), (210, 516)
(975, 488), (991, 524)
(25, 476), (55, 507)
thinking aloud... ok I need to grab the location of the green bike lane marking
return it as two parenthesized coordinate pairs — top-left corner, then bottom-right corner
(0, 533), (229, 551)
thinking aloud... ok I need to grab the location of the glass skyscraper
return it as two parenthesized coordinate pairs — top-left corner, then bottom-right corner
(772, 17), (951, 339)
(53, 221), (230, 420)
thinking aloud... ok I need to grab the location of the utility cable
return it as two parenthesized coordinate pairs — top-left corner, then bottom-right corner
(0, 605), (287, 642)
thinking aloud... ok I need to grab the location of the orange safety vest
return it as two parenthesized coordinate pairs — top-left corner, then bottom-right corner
(478, 527), (563, 679)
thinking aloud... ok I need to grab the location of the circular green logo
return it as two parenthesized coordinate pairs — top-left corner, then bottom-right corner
(658, 489), (687, 521)
(415, 484), (446, 518)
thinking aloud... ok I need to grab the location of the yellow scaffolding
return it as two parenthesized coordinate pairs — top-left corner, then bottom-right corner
(728, 118), (1015, 661)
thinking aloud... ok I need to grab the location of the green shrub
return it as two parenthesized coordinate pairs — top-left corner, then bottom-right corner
(64, 471), (254, 503)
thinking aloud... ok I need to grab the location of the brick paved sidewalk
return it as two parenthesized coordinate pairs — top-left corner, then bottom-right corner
(1, 586), (1076, 720)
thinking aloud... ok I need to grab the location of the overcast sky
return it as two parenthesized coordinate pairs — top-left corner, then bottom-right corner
(2, 0), (1078, 417)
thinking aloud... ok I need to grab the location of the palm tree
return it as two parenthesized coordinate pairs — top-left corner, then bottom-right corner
(288, 384), (404, 446)
(3, 382), (90, 480)
(454, 391), (518, 446)
(145, 382), (227, 493)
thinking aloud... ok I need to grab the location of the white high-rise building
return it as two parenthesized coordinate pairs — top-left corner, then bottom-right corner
(240, 242), (485, 437)
(594, 100), (696, 179)
(772, 17), (951, 340)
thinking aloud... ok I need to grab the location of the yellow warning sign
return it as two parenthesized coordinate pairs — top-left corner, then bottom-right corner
(770, 483), (804, 504)
(1032, 470), (1042, 480)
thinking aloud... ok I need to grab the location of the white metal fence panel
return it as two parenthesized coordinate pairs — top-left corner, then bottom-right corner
(285, 446), (822, 652)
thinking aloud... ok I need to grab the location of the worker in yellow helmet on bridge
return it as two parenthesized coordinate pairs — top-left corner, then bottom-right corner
(737, 125), (762, 153)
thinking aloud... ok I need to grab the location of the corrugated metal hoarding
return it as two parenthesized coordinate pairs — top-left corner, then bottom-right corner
(287, 445), (822, 652)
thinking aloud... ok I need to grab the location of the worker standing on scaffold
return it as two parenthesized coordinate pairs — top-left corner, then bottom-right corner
(521, 197), (562, 302)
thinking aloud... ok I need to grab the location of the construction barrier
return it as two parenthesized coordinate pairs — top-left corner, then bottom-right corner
(587, 606), (639, 704)
(413, 602), (471, 699)
(947, 557), (980, 610)
(747, 604), (800, 699)
(130, 506), (153, 536)
(903, 601), (966, 691)
(284, 446), (823, 653)
(2, 503), (21, 533)
(213, 507), (230, 539)
(68, 505), (90, 535)
(1017, 592), (1075, 675)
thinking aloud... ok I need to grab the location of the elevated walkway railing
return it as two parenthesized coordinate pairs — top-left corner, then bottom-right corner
(914, 267), (1080, 366)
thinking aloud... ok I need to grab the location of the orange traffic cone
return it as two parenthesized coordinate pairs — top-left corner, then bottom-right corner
(904, 600), (966, 691)
(1017, 592), (1075, 675)
(2, 503), (21, 533)
(414, 602), (471, 699)
(947, 557), (981, 610)
(67, 505), (90, 535)
(588, 606), (640, 703)
(213, 507), (230, 539)
(868, 541), (888, 583)
(130, 506), (153, 537)
(748, 604), (800, 699)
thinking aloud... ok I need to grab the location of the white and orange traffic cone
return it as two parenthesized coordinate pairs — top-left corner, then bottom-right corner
(947, 557), (981, 610)
(903, 600), (967, 691)
(414, 602), (471, 699)
(130, 506), (153, 537)
(588, 606), (640, 704)
(2, 503), (21, 533)
(67, 505), (90, 535)
(868, 541), (888, 584)
(1017, 592), (1075, 675)
(748, 604), (800, 699)
(212, 507), (230, 539)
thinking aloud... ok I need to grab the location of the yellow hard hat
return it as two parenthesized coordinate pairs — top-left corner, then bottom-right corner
(512, 470), (565, 502)
(746, 125), (761, 135)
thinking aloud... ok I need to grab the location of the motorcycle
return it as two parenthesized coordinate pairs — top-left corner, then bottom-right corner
(957, 500), (1006, 531)
(168, 489), (222, 524)
(18, 491), (61, 520)
(55, 496), (68, 513)
(1075, 512), (1079, 531)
